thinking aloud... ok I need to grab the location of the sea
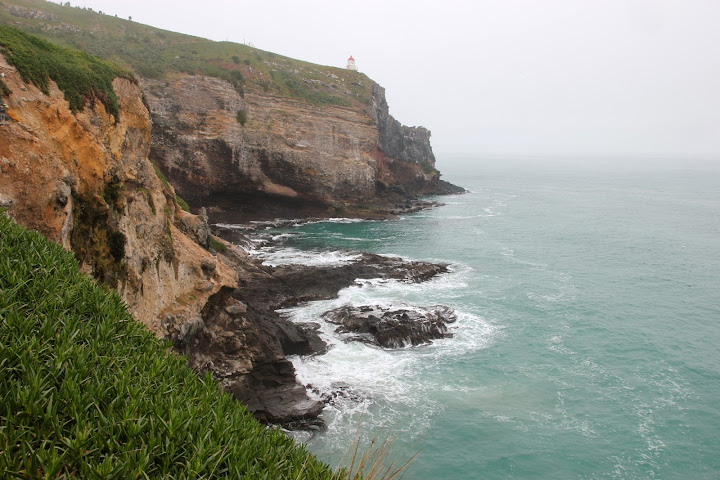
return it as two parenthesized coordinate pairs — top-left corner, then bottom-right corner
(235, 156), (720, 479)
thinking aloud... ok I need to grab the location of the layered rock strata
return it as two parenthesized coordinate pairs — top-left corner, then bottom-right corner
(142, 75), (462, 222)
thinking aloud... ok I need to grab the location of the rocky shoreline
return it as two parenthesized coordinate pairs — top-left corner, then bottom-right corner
(171, 224), (455, 429)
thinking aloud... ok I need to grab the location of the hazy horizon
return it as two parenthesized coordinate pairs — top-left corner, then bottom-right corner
(68, 0), (720, 160)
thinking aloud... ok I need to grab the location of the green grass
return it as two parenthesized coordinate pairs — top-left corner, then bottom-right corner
(176, 195), (190, 212)
(154, 164), (191, 212)
(0, 25), (131, 119)
(209, 235), (227, 253)
(0, 0), (372, 107)
(0, 214), (337, 479)
(153, 164), (171, 190)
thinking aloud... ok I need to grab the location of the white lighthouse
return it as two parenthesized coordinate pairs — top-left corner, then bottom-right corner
(346, 55), (358, 71)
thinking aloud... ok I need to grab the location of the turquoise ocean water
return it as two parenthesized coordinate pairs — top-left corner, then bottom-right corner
(245, 157), (720, 479)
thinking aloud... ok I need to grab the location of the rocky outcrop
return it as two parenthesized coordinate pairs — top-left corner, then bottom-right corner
(371, 82), (435, 168)
(323, 304), (457, 348)
(143, 73), (462, 223)
(0, 54), (236, 334)
(0, 14), (464, 428)
(171, 239), (450, 427)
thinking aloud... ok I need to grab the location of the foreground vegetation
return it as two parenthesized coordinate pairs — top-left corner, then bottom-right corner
(0, 214), (338, 479)
(0, 24), (130, 118)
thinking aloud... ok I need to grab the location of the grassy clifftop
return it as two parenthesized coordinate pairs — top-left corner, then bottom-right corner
(0, 24), (130, 118)
(0, 0), (372, 107)
(0, 214), (337, 478)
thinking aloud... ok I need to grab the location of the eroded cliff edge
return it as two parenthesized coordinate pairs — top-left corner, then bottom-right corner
(0, 7), (463, 427)
(144, 75), (462, 222)
(0, 52), (235, 333)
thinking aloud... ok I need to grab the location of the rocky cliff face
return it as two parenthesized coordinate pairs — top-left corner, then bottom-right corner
(143, 74), (460, 222)
(0, 54), (235, 334)
(0, 10), (463, 427)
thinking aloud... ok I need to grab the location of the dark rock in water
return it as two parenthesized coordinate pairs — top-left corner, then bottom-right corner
(267, 252), (449, 305)
(179, 243), (450, 430)
(182, 286), (326, 430)
(309, 382), (366, 407)
(434, 179), (466, 195)
(323, 304), (457, 348)
(234, 360), (325, 429)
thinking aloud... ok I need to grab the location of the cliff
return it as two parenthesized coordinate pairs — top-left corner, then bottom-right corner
(143, 72), (458, 222)
(1, 0), (462, 222)
(0, 45), (236, 335)
(0, 2), (464, 427)
(0, 31), (311, 424)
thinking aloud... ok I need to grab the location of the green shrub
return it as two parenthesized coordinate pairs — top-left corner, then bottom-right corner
(0, 25), (131, 120)
(0, 215), (337, 479)
(209, 235), (227, 253)
(153, 163), (171, 190)
(176, 195), (190, 212)
(419, 162), (437, 175)
(0, 78), (10, 99)
(236, 108), (247, 126)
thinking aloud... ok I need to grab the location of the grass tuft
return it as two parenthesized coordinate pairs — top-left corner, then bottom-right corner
(209, 235), (227, 253)
(176, 195), (190, 212)
(332, 425), (420, 480)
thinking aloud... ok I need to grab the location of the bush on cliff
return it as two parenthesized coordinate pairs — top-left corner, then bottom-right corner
(0, 214), (337, 479)
(0, 25), (130, 119)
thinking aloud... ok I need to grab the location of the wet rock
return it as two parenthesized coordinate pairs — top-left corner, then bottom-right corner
(323, 304), (457, 348)
(179, 247), (449, 429)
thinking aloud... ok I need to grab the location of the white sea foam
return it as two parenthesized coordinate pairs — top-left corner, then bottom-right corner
(248, 217), (369, 229)
(282, 265), (496, 441)
(247, 245), (362, 267)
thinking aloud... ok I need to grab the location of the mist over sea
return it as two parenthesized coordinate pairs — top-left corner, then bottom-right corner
(245, 156), (720, 479)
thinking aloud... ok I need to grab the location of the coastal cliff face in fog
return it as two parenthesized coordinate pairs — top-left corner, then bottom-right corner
(1, 0), (462, 221)
(143, 74), (456, 220)
(0, 0), (462, 426)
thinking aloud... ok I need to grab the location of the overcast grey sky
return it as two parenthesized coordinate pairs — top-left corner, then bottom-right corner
(72, 0), (720, 158)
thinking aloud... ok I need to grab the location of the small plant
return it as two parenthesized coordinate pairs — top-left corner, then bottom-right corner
(232, 55), (240, 64)
(419, 162), (437, 175)
(236, 108), (248, 126)
(209, 235), (227, 253)
(153, 163), (171, 190)
(333, 428), (420, 480)
(0, 77), (10, 99)
(102, 176), (124, 206)
(176, 195), (190, 212)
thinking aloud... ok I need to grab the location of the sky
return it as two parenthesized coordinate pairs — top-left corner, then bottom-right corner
(71, 0), (720, 159)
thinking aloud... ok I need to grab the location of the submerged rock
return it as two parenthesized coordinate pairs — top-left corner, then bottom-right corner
(323, 304), (457, 348)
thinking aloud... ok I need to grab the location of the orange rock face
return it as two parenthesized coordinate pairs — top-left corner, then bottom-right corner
(0, 54), (236, 334)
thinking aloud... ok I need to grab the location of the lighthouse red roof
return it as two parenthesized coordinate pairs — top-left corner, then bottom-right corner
(348, 55), (355, 61)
